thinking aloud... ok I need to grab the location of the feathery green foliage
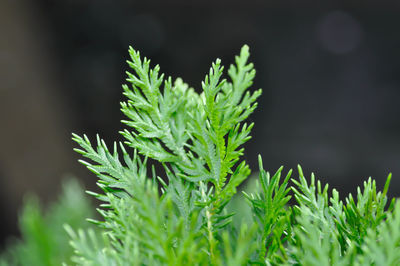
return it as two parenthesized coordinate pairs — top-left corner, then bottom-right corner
(244, 157), (293, 264)
(69, 45), (399, 265)
(71, 45), (261, 264)
(2, 45), (398, 265)
(68, 45), (399, 265)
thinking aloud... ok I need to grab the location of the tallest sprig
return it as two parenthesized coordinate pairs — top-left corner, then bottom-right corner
(121, 45), (261, 259)
(121, 45), (261, 184)
(72, 45), (261, 264)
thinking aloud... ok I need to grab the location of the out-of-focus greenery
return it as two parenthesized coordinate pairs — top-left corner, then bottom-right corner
(0, 179), (95, 266)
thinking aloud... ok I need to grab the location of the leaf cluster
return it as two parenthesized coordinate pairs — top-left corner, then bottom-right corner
(57, 45), (400, 265)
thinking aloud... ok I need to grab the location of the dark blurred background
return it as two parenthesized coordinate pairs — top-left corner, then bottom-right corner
(1, 0), (400, 247)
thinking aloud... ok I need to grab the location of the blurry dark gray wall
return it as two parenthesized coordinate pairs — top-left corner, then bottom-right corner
(1, 0), (400, 246)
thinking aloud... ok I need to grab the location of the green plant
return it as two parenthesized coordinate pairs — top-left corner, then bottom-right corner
(69, 45), (399, 265)
(0, 179), (95, 266)
(2, 45), (399, 265)
(70, 45), (261, 265)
